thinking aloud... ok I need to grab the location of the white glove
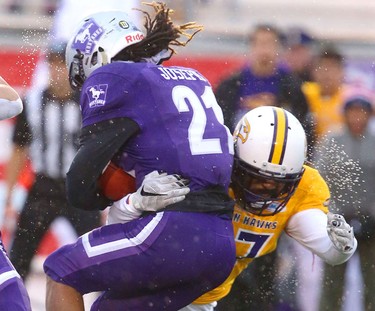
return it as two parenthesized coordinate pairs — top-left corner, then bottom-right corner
(106, 194), (142, 224)
(327, 212), (356, 254)
(107, 170), (190, 224)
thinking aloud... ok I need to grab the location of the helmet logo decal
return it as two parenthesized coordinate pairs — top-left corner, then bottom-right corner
(86, 84), (108, 108)
(268, 107), (288, 165)
(125, 32), (145, 44)
(234, 117), (251, 144)
(119, 20), (129, 29)
(72, 19), (104, 55)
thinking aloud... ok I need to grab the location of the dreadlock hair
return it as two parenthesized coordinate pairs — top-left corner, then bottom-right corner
(112, 2), (203, 63)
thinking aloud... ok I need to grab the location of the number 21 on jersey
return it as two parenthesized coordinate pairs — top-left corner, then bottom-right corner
(172, 85), (234, 156)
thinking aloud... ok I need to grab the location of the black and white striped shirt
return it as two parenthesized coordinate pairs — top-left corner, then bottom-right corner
(13, 89), (81, 179)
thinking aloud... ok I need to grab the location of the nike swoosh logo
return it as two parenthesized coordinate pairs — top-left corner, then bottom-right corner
(140, 187), (164, 197)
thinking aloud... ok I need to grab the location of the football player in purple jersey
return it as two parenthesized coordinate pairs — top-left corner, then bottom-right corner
(0, 76), (31, 311)
(44, 3), (236, 311)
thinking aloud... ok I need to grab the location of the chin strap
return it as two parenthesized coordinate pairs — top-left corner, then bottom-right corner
(99, 47), (109, 66)
(69, 49), (86, 91)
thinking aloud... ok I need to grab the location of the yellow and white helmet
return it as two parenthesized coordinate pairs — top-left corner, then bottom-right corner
(232, 106), (307, 215)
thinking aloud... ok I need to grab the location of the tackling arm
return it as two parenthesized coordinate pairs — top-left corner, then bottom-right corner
(286, 209), (357, 265)
(106, 170), (190, 224)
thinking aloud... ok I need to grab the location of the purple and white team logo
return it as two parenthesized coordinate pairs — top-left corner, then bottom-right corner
(86, 84), (108, 107)
(72, 19), (104, 55)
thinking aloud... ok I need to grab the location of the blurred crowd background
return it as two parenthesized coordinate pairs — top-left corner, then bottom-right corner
(0, 1), (375, 310)
(1, 0), (375, 90)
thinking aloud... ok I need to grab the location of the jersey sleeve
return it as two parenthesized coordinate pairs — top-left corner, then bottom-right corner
(286, 209), (331, 253)
(66, 117), (140, 211)
(79, 65), (147, 128)
(289, 166), (330, 215)
(286, 209), (355, 265)
(280, 166), (333, 256)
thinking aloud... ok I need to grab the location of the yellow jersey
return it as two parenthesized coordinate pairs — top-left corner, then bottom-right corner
(194, 165), (330, 304)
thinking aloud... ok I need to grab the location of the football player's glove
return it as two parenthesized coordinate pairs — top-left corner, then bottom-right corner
(327, 212), (356, 254)
(130, 170), (190, 211)
(107, 170), (190, 224)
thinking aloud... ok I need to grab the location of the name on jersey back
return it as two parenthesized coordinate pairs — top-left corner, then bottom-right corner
(158, 67), (208, 82)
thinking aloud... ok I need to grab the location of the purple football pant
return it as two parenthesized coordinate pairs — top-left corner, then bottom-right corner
(44, 211), (236, 310)
(0, 237), (31, 311)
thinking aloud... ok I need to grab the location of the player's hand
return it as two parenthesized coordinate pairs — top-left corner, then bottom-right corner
(131, 170), (190, 212)
(106, 171), (190, 224)
(327, 212), (356, 254)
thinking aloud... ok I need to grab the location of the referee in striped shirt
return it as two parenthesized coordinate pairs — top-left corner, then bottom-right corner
(4, 42), (101, 280)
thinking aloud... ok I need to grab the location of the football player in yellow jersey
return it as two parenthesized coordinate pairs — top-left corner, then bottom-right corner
(178, 106), (357, 311)
(103, 106), (357, 311)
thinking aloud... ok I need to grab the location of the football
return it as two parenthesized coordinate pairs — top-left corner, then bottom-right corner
(98, 161), (136, 201)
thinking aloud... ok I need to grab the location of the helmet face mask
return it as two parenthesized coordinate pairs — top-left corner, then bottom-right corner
(68, 49), (86, 90)
(232, 157), (304, 216)
(66, 11), (145, 90)
(232, 106), (307, 216)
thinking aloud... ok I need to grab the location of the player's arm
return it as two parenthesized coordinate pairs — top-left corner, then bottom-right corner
(4, 104), (31, 207)
(0, 76), (23, 120)
(66, 117), (140, 211)
(106, 170), (190, 224)
(286, 209), (357, 265)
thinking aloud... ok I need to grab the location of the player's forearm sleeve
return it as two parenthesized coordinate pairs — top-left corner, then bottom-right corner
(286, 209), (356, 266)
(66, 117), (140, 211)
(0, 98), (23, 120)
(319, 237), (357, 265)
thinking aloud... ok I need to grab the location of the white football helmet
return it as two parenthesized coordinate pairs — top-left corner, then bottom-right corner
(66, 11), (145, 89)
(232, 106), (307, 215)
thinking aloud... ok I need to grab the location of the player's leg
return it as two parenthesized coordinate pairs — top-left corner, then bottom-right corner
(44, 211), (235, 310)
(45, 276), (84, 311)
(178, 302), (217, 311)
(91, 286), (218, 311)
(89, 210), (235, 310)
(0, 237), (31, 311)
(0, 277), (31, 311)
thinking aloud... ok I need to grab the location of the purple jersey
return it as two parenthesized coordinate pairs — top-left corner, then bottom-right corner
(44, 62), (236, 310)
(0, 236), (31, 311)
(80, 62), (234, 191)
